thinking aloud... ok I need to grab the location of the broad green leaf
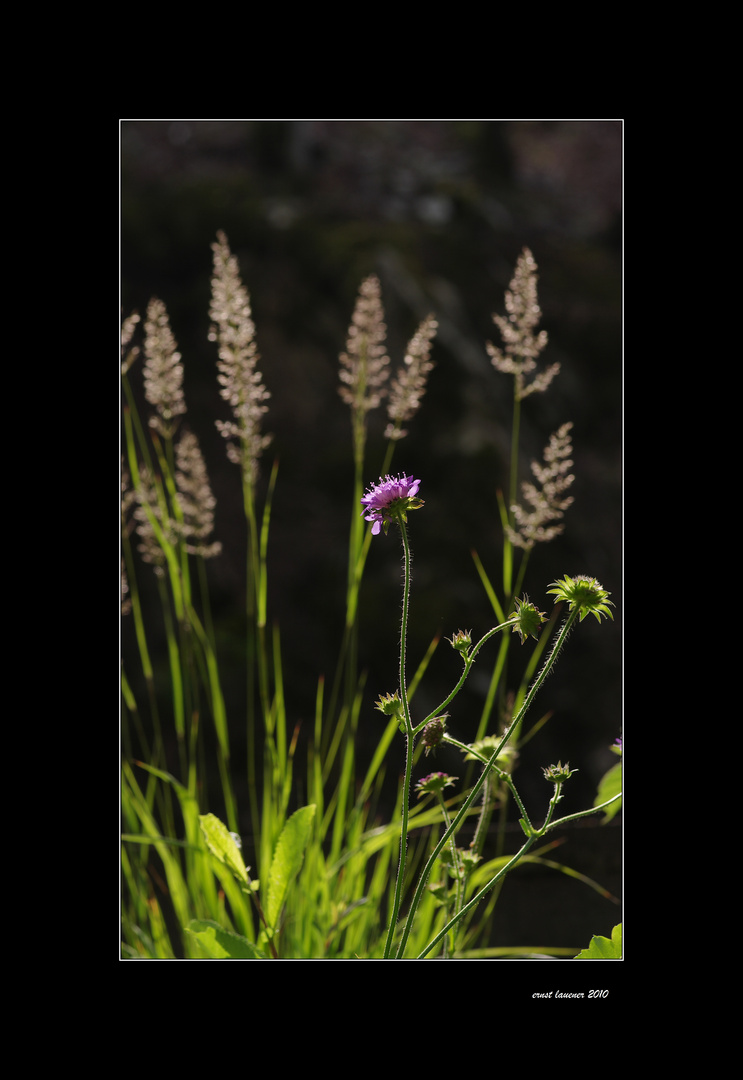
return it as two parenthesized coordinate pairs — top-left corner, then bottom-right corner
(186, 919), (265, 959)
(574, 923), (622, 959)
(267, 804), (316, 929)
(594, 762), (622, 822)
(199, 813), (249, 887)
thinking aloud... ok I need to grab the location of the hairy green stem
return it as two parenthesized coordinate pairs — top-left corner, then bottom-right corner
(437, 791), (464, 958)
(541, 781), (565, 832)
(382, 510), (415, 959)
(396, 513), (414, 740)
(395, 604), (581, 958)
(419, 836), (536, 959)
(412, 619), (517, 736)
(415, 791), (621, 959)
(444, 733), (534, 843)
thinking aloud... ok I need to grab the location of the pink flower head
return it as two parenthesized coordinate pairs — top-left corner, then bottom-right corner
(361, 473), (423, 536)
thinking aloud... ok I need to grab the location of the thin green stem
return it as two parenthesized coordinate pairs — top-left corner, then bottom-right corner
(416, 790), (622, 960)
(395, 604), (580, 958)
(436, 791), (464, 958)
(418, 835), (537, 959)
(541, 782), (564, 833)
(534, 792), (622, 839)
(325, 436), (368, 760)
(396, 511), (414, 740)
(474, 633), (509, 744)
(383, 731), (414, 959)
(503, 392), (521, 598)
(512, 545), (530, 602)
(412, 619), (517, 736)
(382, 511), (415, 959)
(443, 733), (534, 845)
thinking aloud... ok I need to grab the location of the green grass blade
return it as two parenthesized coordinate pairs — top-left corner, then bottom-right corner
(258, 459), (280, 629)
(471, 549), (506, 624)
(121, 762), (196, 956)
(408, 632), (440, 702)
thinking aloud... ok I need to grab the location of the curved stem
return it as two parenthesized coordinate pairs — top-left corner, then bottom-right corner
(535, 792), (622, 837)
(416, 791), (622, 959)
(395, 604), (580, 958)
(437, 791), (464, 958)
(444, 733), (535, 843)
(418, 836), (537, 959)
(541, 781), (564, 833)
(413, 619), (517, 735)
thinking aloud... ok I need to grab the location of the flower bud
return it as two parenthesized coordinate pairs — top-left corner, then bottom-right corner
(447, 629), (472, 658)
(541, 761), (577, 784)
(375, 690), (403, 717)
(510, 595), (546, 644)
(415, 771), (458, 798)
(421, 715), (447, 756)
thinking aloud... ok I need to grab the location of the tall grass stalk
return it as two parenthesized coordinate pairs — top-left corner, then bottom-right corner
(121, 240), (619, 960)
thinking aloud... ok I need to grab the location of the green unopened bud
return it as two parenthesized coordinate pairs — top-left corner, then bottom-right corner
(439, 845), (482, 880)
(510, 595), (547, 644)
(541, 761), (577, 784)
(376, 691), (403, 717)
(459, 848), (482, 873)
(447, 629), (472, 658)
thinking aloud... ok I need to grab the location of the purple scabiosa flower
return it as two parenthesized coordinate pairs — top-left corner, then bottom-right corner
(360, 473), (424, 536)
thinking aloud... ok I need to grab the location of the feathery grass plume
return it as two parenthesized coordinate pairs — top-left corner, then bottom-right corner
(121, 461), (137, 534)
(143, 298), (187, 436)
(121, 465), (136, 616)
(121, 310), (140, 375)
(385, 315), (438, 440)
(339, 275), (390, 462)
(174, 428), (222, 559)
(486, 247), (559, 401)
(209, 231), (271, 487)
(121, 557), (132, 616)
(133, 465), (174, 574)
(507, 422), (575, 549)
(130, 433), (222, 568)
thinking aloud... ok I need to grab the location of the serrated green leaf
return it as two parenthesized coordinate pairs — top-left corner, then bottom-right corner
(574, 923), (622, 959)
(267, 804), (316, 929)
(594, 762), (622, 822)
(185, 919), (266, 959)
(199, 813), (249, 886)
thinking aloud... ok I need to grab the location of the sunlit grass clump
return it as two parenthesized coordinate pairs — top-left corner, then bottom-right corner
(121, 238), (621, 959)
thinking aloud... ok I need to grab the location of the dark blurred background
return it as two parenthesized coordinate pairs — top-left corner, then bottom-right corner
(121, 120), (622, 950)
